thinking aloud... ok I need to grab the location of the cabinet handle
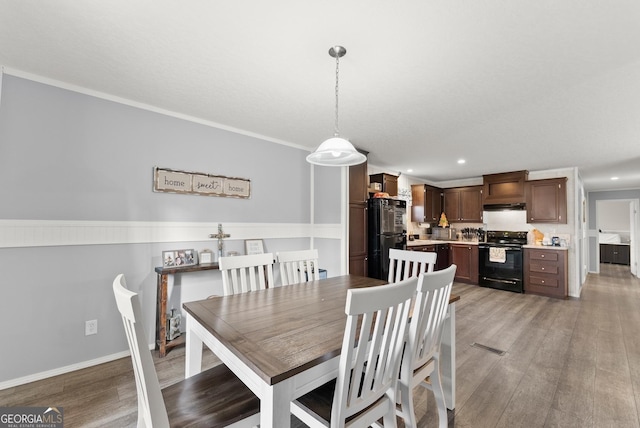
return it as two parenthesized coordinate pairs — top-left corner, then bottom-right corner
(541, 267), (545, 270)
(541, 254), (545, 258)
(541, 280), (545, 284)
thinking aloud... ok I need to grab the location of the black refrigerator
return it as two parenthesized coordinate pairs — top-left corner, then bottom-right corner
(367, 198), (407, 280)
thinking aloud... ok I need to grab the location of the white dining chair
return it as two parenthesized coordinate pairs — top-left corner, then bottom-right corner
(397, 265), (456, 428)
(276, 249), (320, 286)
(112, 274), (260, 428)
(219, 252), (275, 295)
(388, 248), (437, 283)
(291, 276), (418, 428)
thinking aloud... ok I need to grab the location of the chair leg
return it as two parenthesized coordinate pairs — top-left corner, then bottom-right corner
(396, 382), (417, 428)
(382, 407), (398, 428)
(423, 361), (448, 428)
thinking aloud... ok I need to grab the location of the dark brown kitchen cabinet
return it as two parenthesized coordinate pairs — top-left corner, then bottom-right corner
(449, 243), (479, 284)
(526, 178), (567, 224)
(411, 184), (442, 223)
(600, 244), (630, 265)
(369, 173), (398, 196)
(444, 186), (483, 222)
(524, 248), (567, 298)
(482, 170), (528, 205)
(349, 160), (368, 276)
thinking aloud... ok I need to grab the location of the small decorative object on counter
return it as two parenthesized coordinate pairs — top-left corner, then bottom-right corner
(531, 229), (544, 245)
(438, 212), (449, 228)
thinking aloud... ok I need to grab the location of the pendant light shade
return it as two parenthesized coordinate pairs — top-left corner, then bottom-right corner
(306, 137), (366, 166)
(307, 46), (366, 167)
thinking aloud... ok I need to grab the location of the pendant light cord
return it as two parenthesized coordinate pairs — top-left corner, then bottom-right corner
(334, 53), (340, 137)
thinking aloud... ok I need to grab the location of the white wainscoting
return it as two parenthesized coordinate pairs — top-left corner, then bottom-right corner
(0, 220), (342, 248)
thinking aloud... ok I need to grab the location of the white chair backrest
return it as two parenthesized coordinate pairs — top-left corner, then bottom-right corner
(388, 248), (437, 283)
(219, 253), (275, 295)
(332, 276), (417, 424)
(113, 274), (170, 428)
(276, 249), (319, 286)
(405, 265), (456, 378)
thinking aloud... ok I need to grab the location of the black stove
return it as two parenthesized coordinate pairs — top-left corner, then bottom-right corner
(485, 230), (528, 246)
(478, 231), (527, 293)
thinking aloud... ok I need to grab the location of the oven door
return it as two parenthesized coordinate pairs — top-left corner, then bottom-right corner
(478, 244), (523, 293)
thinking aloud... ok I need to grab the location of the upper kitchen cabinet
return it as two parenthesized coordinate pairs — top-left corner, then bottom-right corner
(526, 177), (567, 224)
(444, 186), (483, 223)
(483, 170), (528, 206)
(369, 173), (398, 196)
(411, 184), (442, 223)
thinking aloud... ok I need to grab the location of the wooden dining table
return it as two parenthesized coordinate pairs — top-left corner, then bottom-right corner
(183, 274), (460, 428)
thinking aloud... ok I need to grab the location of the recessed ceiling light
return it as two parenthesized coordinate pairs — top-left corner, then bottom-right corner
(407, 169), (413, 173)
(611, 177), (619, 180)
(457, 159), (466, 164)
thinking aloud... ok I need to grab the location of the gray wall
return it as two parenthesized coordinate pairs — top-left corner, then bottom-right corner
(0, 74), (342, 384)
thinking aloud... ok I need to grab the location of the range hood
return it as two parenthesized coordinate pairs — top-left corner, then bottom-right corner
(483, 202), (526, 211)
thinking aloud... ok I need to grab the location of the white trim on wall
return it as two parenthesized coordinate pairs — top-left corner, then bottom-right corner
(0, 220), (341, 248)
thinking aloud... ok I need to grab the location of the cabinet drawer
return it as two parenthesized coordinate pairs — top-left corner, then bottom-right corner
(528, 250), (559, 262)
(529, 262), (559, 275)
(528, 274), (560, 288)
(529, 274), (560, 288)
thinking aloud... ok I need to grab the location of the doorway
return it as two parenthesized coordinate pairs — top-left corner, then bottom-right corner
(595, 199), (638, 277)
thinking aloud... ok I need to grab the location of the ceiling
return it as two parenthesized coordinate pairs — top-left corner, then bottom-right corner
(2, 1), (639, 191)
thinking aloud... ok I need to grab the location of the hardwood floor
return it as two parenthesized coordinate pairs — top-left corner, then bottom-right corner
(2, 264), (638, 427)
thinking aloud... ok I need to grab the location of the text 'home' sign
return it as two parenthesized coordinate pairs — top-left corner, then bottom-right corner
(153, 167), (251, 199)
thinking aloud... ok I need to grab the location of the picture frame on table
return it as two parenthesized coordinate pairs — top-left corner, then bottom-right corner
(245, 239), (265, 255)
(162, 249), (198, 268)
(199, 250), (213, 264)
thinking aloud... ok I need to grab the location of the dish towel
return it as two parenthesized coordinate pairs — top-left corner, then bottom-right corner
(489, 247), (507, 263)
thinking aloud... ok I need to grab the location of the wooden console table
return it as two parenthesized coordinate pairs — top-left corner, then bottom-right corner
(154, 263), (219, 357)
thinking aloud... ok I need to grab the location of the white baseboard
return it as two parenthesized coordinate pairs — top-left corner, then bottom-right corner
(0, 348), (141, 390)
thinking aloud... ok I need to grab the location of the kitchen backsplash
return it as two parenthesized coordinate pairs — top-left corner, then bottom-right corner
(409, 210), (572, 245)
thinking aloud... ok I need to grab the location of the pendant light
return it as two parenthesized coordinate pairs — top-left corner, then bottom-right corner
(306, 46), (366, 167)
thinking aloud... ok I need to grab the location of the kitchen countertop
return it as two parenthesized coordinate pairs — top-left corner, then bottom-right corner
(523, 244), (569, 251)
(408, 241), (570, 250)
(407, 239), (480, 246)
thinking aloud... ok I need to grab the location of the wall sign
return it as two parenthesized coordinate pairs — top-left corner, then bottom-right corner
(153, 167), (251, 199)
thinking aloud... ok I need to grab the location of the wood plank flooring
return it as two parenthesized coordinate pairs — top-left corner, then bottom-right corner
(1, 264), (638, 427)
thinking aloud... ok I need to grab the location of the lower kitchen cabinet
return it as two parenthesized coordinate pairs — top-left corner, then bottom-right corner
(600, 244), (630, 265)
(524, 248), (567, 298)
(408, 244), (449, 271)
(449, 243), (479, 284)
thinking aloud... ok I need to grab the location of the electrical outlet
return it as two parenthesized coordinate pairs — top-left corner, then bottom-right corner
(85, 319), (98, 336)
